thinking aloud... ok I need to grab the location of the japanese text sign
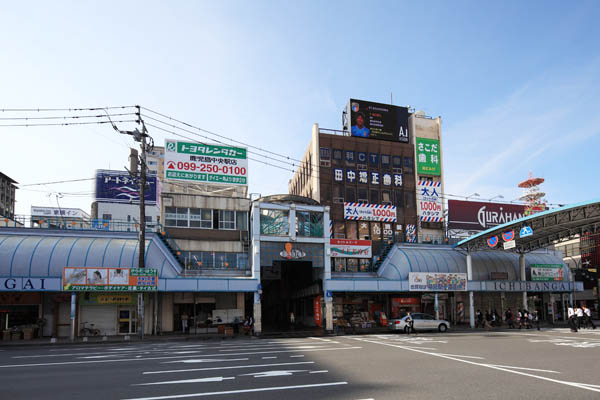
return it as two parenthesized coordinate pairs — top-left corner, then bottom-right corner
(330, 239), (372, 258)
(416, 137), (441, 176)
(409, 272), (467, 291)
(416, 180), (443, 222)
(344, 202), (397, 222)
(62, 267), (158, 292)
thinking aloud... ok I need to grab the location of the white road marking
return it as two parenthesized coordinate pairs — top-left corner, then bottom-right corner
(352, 337), (600, 394)
(143, 361), (315, 375)
(134, 376), (234, 386)
(308, 337), (335, 342)
(0, 347), (361, 369)
(218, 345), (324, 352)
(483, 364), (560, 374)
(120, 382), (348, 400)
(290, 355), (304, 358)
(163, 358), (249, 364)
(262, 356), (277, 359)
(434, 353), (485, 360)
(399, 346), (438, 351)
(309, 370), (328, 374)
(239, 370), (307, 378)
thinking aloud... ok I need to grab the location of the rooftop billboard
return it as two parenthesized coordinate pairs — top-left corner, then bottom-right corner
(448, 200), (525, 231)
(346, 99), (409, 142)
(95, 170), (157, 205)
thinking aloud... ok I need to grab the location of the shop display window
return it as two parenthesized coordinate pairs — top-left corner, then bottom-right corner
(296, 211), (324, 237)
(345, 221), (358, 240)
(334, 258), (346, 272)
(359, 258), (371, 272)
(260, 209), (289, 235)
(347, 258), (359, 272)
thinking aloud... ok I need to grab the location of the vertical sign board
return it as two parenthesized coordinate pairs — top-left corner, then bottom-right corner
(164, 140), (248, 185)
(313, 296), (323, 327)
(347, 99), (409, 142)
(415, 138), (441, 176)
(416, 181), (443, 222)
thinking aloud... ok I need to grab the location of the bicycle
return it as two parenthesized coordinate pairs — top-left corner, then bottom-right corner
(79, 321), (101, 336)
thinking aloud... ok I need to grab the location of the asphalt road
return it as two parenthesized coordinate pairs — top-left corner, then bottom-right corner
(1, 328), (600, 400)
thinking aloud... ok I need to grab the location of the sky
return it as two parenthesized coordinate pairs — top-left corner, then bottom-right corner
(1, 0), (599, 216)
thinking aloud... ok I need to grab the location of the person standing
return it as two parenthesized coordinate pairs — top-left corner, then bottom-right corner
(505, 308), (514, 329)
(568, 305), (578, 333)
(517, 310), (524, 330)
(181, 312), (189, 333)
(405, 312), (415, 335)
(583, 306), (596, 329)
(290, 311), (295, 330)
(476, 309), (483, 328)
(575, 306), (584, 330)
(533, 310), (541, 331)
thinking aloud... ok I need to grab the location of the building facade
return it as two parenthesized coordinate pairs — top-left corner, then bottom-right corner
(0, 172), (17, 222)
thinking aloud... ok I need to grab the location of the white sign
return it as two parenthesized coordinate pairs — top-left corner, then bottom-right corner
(344, 202), (397, 222)
(30, 206), (89, 219)
(503, 240), (516, 250)
(164, 140), (248, 186)
(409, 272), (467, 291)
(0, 278), (61, 291)
(416, 181), (443, 222)
(330, 239), (372, 258)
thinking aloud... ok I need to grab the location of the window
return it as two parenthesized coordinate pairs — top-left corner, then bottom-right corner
(334, 258), (346, 272)
(190, 208), (212, 228)
(165, 207), (177, 226)
(381, 154), (390, 169)
(358, 188), (368, 203)
(320, 147), (330, 160)
(296, 211), (323, 237)
(145, 216), (152, 223)
(395, 190), (404, 208)
(218, 210), (236, 230)
(404, 192), (414, 208)
(333, 149), (342, 160)
(102, 214), (112, 221)
(347, 259), (359, 272)
(359, 259), (371, 272)
(370, 189), (379, 204)
(333, 185), (344, 203)
(260, 209), (289, 235)
(345, 187), (356, 203)
(403, 156), (413, 173)
(236, 211), (248, 231)
(346, 221), (358, 239)
(381, 190), (391, 205)
(392, 155), (402, 168)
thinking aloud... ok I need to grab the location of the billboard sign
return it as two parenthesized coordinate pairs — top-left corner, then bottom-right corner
(164, 140), (248, 186)
(409, 272), (467, 291)
(344, 202), (397, 222)
(448, 200), (525, 231)
(416, 180), (443, 222)
(415, 137), (441, 176)
(347, 99), (409, 142)
(95, 170), (157, 205)
(31, 206), (89, 219)
(531, 264), (564, 282)
(62, 267), (158, 292)
(330, 239), (372, 258)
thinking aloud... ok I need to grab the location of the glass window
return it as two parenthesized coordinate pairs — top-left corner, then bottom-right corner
(236, 211), (248, 231)
(381, 154), (390, 169)
(190, 208), (212, 228)
(334, 258), (346, 272)
(405, 192), (414, 208)
(358, 188), (368, 203)
(359, 259), (371, 272)
(347, 259), (359, 272)
(334, 222), (345, 238)
(358, 221), (370, 239)
(102, 214), (112, 221)
(345, 187), (356, 203)
(320, 147), (331, 160)
(260, 209), (289, 235)
(333, 149), (343, 160)
(392, 156), (402, 168)
(382, 190), (391, 204)
(346, 221), (358, 240)
(370, 189), (379, 204)
(164, 207), (177, 227)
(296, 211), (323, 237)
(403, 156), (413, 173)
(218, 210), (236, 230)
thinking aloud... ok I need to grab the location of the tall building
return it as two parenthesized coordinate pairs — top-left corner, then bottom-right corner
(0, 171), (17, 221)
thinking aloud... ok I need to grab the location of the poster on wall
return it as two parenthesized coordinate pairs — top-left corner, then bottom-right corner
(415, 137), (441, 176)
(314, 296), (323, 328)
(531, 264), (564, 281)
(416, 180), (443, 222)
(344, 202), (397, 222)
(347, 99), (409, 142)
(62, 267), (158, 292)
(408, 272), (467, 291)
(330, 239), (372, 258)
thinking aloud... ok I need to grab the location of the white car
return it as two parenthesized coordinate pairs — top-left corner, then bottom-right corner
(388, 313), (450, 333)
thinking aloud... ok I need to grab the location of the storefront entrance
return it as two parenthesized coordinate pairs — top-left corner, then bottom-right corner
(118, 307), (136, 335)
(261, 261), (315, 331)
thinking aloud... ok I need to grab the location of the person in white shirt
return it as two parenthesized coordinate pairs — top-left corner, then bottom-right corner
(583, 306), (596, 329)
(575, 306), (584, 330)
(567, 306), (578, 332)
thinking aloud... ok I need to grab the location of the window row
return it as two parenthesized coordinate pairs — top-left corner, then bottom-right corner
(320, 148), (413, 171)
(333, 258), (372, 273)
(165, 207), (248, 230)
(327, 186), (414, 208)
(333, 220), (417, 242)
(259, 209), (324, 237)
(185, 251), (249, 270)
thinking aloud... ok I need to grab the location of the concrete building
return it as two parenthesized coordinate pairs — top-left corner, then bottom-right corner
(0, 172), (17, 222)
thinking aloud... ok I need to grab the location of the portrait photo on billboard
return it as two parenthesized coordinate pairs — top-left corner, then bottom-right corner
(348, 99), (409, 142)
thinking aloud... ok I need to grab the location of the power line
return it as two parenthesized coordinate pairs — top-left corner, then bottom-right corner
(0, 106), (136, 112)
(0, 112), (136, 121)
(0, 119), (137, 128)
(19, 178), (95, 187)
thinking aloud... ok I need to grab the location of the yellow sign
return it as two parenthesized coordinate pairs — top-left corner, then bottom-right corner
(97, 294), (134, 304)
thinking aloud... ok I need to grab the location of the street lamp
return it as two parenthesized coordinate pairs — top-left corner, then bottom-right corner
(465, 193), (480, 200)
(490, 195), (504, 201)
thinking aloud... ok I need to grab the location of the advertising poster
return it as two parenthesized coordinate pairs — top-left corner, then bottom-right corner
(313, 296), (322, 328)
(95, 170), (157, 205)
(348, 99), (409, 142)
(164, 140), (248, 186)
(330, 239), (372, 258)
(531, 264), (564, 281)
(416, 180), (443, 222)
(63, 267), (158, 291)
(409, 272), (467, 291)
(415, 137), (441, 176)
(344, 202), (397, 222)
(448, 200), (526, 231)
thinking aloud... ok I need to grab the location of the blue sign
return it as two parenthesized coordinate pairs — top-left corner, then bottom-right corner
(357, 152), (367, 163)
(502, 230), (515, 242)
(520, 226), (533, 238)
(326, 290), (333, 298)
(487, 236), (498, 248)
(92, 219), (110, 230)
(95, 170), (157, 205)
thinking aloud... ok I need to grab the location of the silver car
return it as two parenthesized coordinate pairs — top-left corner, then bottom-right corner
(388, 313), (450, 333)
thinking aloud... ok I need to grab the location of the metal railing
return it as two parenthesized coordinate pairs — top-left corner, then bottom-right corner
(1, 215), (162, 233)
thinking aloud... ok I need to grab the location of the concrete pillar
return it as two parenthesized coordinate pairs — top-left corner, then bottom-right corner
(467, 251), (475, 328)
(520, 253), (527, 310)
(251, 202), (262, 334)
(289, 205), (296, 240)
(323, 206), (333, 332)
(253, 292), (262, 335)
(434, 292), (439, 320)
(70, 292), (76, 341)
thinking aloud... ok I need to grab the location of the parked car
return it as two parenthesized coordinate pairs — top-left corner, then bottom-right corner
(388, 313), (450, 333)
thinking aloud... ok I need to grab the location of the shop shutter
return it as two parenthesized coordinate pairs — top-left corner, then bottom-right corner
(80, 305), (117, 336)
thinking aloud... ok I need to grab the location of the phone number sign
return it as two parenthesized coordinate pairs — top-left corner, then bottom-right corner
(165, 140), (248, 186)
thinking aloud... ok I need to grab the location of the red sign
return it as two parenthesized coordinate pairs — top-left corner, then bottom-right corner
(313, 296), (322, 328)
(392, 297), (420, 305)
(448, 200), (525, 231)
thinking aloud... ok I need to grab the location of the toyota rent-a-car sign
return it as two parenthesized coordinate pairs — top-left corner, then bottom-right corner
(344, 202), (397, 222)
(164, 140), (248, 185)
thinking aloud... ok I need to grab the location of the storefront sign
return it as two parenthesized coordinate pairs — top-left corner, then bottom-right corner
(483, 280), (572, 292)
(415, 137), (441, 176)
(260, 242), (324, 268)
(391, 297), (420, 305)
(30, 206), (89, 219)
(531, 264), (564, 281)
(79, 293), (136, 305)
(62, 267), (158, 292)
(314, 296), (322, 328)
(330, 239), (372, 258)
(165, 139), (248, 185)
(0, 277), (61, 291)
(490, 272), (509, 280)
(409, 272), (467, 291)
(416, 180), (443, 222)
(344, 202), (397, 222)
(448, 200), (525, 231)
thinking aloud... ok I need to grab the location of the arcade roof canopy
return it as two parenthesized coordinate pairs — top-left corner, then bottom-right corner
(454, 199), (600, 253)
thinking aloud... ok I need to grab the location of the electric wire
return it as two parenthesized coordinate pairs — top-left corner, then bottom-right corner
(0, 119), (137, 128)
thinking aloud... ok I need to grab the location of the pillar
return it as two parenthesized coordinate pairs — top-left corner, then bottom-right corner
(253, 292), (262, 335)
(467, 251), (475, 328)
(323, 206), (333, 332)
(520, 253), (527, 310)
(70, 292), (76, 341)
(434, 292), (439, 320)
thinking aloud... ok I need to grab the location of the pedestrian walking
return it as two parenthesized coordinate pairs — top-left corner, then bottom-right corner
(290, 311), (295, 330)
(181, 312), (189, 333)
(583, 306), (596, 329)
(533, 310), (540, 330)
(476, 309), (483, 328)
(405, 312), (415, 335)
(575, 306), (584, 330)
(518, 310), (524, 329)
(244, 315), (254, 336)
(484, 311), (493, 331)
(505, 308), (514, 329)
(567, 305), (578, 332)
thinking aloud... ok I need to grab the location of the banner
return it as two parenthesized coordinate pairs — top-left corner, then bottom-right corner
(344, 202), (397, 222)
(62, 267), (158, 292)
(409, 272), (467, 291)
(313, 296), (322, 328)
(448, 200), (525, 231)
(347, 99), (409, 142)
(164, 140), (248, 186)
(330, 239), (372, 258)
(531, 264), (564, 281)
(417, 180), (443, 222)
(95, 170), (157, 205)
(415, 137), (441, 176)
